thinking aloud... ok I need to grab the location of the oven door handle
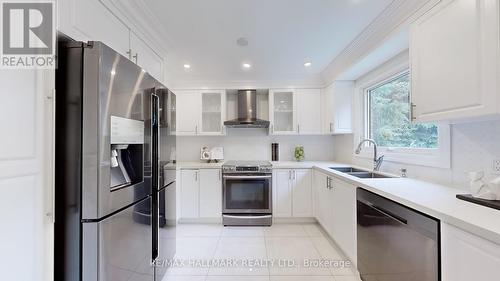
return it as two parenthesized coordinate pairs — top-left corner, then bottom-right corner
(223, 214), (272, 219)
(223, 175), (272, 179)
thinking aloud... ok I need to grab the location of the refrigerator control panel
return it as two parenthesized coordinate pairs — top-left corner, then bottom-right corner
(111, 116), (144, 144)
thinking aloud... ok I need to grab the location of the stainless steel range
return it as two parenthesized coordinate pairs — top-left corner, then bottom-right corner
(222, 161), (273, 226)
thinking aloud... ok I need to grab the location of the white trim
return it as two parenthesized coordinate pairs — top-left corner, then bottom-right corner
(353, 52), (451, 169)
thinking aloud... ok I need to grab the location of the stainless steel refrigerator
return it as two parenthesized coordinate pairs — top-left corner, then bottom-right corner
(55, 35), (176, 281)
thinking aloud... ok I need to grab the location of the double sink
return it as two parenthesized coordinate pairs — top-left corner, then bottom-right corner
(330, 167), (395, 179)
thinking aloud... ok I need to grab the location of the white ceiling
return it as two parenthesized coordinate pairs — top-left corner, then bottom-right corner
(146, 0), (393, 86)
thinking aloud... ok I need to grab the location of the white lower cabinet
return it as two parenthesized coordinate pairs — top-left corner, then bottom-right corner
(330, 177), (357, 264)
(313, 170), (357, 263)
(292, 169), (313, 217)
(273, 169), (312, 217)
(314, 170), (334, 234)
(441, 223), (500, 281)
(199, 169), (222, 218)
(180, 169), (222, 220)
(180, 170), (199, 218)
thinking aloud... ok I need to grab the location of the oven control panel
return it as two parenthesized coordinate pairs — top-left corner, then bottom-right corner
(222, 164), (272, 174)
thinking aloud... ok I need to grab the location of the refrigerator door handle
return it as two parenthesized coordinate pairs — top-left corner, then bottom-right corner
(151, 92), (160, 261)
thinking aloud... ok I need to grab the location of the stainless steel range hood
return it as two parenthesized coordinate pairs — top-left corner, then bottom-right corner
(224, 90), (270, 128)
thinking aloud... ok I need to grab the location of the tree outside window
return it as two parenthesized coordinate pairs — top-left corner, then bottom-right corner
(367, 73), (438, 148)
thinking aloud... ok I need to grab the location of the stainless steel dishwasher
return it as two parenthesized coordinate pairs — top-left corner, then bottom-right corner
(357, 188), (440, 281)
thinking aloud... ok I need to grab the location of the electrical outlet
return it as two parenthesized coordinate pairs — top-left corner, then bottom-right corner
(493, 159), (500, 174)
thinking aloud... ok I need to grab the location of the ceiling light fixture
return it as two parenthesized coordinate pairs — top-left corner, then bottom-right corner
(242, 63), (251, 69)
(183, 64), (191, 69)
(304, 62), (312, 67)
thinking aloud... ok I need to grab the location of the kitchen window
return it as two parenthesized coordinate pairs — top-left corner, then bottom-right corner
(358, 69), (450, 168)
(366, 72), (438, 149)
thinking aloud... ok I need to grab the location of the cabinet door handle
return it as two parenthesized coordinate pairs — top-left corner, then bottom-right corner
(329, 122), (333, 133)
(126, 49), (132, 60)
(195, 125), (198, 135)
(410, 103), (416, 121)
(133, 53), (138, 64)
(270, 124), (274, 134)
(293, 170), (296, 180)
(297, 124), (300, 134)
(219, 170), (221, 181)
(195, 171), (198, 181)
(289, 170), (292, 180)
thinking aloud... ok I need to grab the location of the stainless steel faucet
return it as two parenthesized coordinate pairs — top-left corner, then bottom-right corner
(355, 139), (384, 171)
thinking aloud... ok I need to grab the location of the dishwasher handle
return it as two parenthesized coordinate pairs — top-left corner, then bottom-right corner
(366, 202), (408, 225)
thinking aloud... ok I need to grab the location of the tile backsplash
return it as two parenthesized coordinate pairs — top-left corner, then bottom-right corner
(176, 129), (335, 162)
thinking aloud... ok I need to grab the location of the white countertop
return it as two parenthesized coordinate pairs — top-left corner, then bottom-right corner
(164, 161), (224, 169)
(311, 162), (500, 245)
(165, 160), (500, 243)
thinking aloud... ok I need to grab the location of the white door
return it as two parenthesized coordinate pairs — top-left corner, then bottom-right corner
(180, 170), (199, 218)
(199, 169), (222, 218)
(292, 169), (312, 217)
(273, 169), (292, 217)
(175, 90), (200, 135)
(297, 89), (322, 135)
(199, 90), (226, 135)
(0, 70), (54, 281)
(331, 178), (357, 264)
(58, 0), (130, 57)
(441, 223), (500, 281)
(129, 31), (164, 82)
(410, 0), (499, 121)
(269, 90), (297, 135)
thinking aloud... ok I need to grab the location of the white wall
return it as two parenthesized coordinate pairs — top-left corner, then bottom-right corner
(176, 129), (335, 162)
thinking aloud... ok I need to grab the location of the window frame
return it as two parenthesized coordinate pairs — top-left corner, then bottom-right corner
(355, 68), (450, 169)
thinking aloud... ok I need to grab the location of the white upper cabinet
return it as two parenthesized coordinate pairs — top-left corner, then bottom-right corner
(269, 89), (323, 135)
(58, 0), (166, 83)
(175, 90), (201, 135)
(58, 0), (130, 57)
(296, 89), (322, 135)
(174, 90), (226, 136)
(129, 31), (164, 82)
(410, 0), (499, 122)
(199, 90), (226, 135)
(269, 90), (297, 135)
(322, 81), (353, 134)
(441, 223), (500, 281)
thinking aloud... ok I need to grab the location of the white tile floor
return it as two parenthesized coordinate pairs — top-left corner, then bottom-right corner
(161, 223), (361, 281)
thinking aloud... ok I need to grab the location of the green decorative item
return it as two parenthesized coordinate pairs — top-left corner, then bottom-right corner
(294, 146), (305, 161)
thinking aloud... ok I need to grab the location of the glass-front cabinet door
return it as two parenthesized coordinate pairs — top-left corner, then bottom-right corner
(199, 90), (226, 135)
(269, 89), (297, 134)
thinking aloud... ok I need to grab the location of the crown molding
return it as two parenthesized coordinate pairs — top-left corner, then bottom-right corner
(166, 77), (324, 90)
(321, 0), (438, 86)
